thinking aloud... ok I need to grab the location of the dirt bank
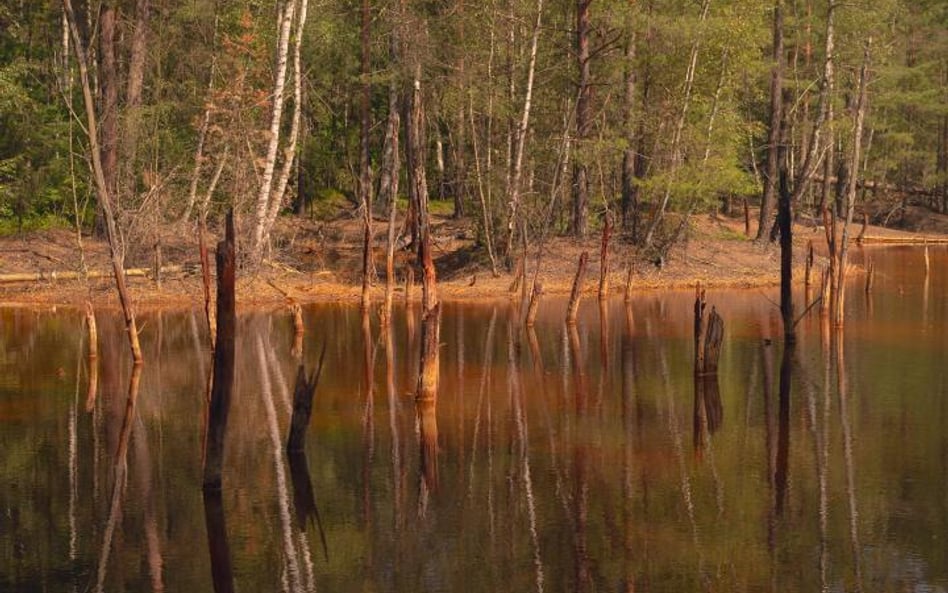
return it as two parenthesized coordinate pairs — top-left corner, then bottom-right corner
(1, 206), (944, 311)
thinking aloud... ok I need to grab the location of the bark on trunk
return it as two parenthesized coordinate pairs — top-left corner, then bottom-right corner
(757, 0), (784, 242)
(407, 72), (438, 313)
(566, 251), (589, 325)
(123, 0), (149, 181)
(359, 0), (373, 312)
(598, 214), (611, 300)
(265, 0), (309, 240)
(620, 21), (638, 238)
(380, 85), (401, 326)
(502, 0), (545, 260)
(203, 212), (236, 490)
(834, 41), (870, 328)
(252, 1), (296, 256)
(63, 0), (142, 363)
(571, 0), (592, 239)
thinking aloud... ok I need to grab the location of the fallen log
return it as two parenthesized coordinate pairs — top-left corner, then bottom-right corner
(0, 264), (187, 284)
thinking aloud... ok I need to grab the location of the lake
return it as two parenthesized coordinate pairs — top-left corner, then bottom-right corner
(1, 245), (946, 592)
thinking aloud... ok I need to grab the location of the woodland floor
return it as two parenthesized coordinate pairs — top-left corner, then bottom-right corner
(1, 202), (946, 312)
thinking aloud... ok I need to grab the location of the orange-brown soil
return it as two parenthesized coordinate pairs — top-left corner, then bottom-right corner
(1, 205), (945, 312)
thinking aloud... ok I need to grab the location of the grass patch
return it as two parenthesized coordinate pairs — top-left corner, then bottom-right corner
(0, 213), (73, 236)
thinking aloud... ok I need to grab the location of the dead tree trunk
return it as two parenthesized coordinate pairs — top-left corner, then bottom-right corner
(203, 212), (236, 490)
(834, 40), (870, 328)
(694, 286), (724, 375)
(757, 0), (784, 242)
(598, 214), (612, 300)
(85, 301), (99, 411)
(693, 285), (707, 373)
(566, 251), (589, 325)
(63, 0), (142, 363)
(525, 281), (543, 328)
(199, 220), (216, 349)
(359, 0), (373, 312)
(379, 80), (401, 326)
(624, 262), (634, 303)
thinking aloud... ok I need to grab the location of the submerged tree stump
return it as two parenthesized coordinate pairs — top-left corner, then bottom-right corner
(598, 215), (612, 300)
(566, 252), (589, 325)
(693, 284), (724, 375)
(203, 211), (236, 491)
(525, 280), (543, 328)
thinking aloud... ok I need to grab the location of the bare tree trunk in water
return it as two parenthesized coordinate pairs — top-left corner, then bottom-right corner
(63, 0), (142, 363)
(834, 41), (871, 328)
(359, 0), (373, 311)
(380, 87), (401, 326)
(407, 70), (438, 312)
(757, 0), (784, 242)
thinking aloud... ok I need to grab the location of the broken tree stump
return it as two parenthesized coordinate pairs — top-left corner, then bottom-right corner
(598, 215), (612, 300)
(566, 252), (589, 325)
(693, 284), (724, 375)
(203, 211), (236, 491)
(525, 280), (543, 328)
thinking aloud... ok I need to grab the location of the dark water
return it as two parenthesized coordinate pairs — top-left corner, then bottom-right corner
(2, 246), (947, 592)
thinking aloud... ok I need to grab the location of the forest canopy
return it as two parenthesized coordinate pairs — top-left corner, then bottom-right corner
(0, 0), (945, 257)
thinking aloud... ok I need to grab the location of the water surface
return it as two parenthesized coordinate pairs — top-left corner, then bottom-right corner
(1, 246), (946, 592)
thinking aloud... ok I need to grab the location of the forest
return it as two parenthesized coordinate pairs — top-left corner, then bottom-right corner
(0, 0), (946, 282)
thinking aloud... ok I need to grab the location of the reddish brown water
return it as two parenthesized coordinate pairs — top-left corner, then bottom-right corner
(1, 245), (946, 592)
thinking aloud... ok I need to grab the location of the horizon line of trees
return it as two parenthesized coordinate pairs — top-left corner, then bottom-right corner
(1, 0), (946, 267)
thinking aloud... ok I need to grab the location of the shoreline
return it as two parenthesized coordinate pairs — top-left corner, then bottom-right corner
(1, 212), (943, 312)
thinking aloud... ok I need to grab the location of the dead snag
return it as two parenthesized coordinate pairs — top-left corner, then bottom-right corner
(203, 211), (236, 491)
(693, 284), (707, 373)
(702, 307), (724, 374)
(361, 211), (373, 312)
(598, 215), (612, 300)
(416, 305), (442, 495)
(286, 342), (326, 454)
(865, 259), (874, 294)
(508, 258), (524, 295)
(624, 262), (634, 303)
(804, 240), (814, 291)
(566, 252), (589, 325)
(416, 303), (442, 403)
(199, 219), (216, 348)
(693, 287), (724, 376)
(84, 302), (99, 411)
(290, 302), (304, 359)
(525, 281), (543, 328)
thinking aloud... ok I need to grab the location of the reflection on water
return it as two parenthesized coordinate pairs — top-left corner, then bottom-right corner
(1, 246), (947, 591)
